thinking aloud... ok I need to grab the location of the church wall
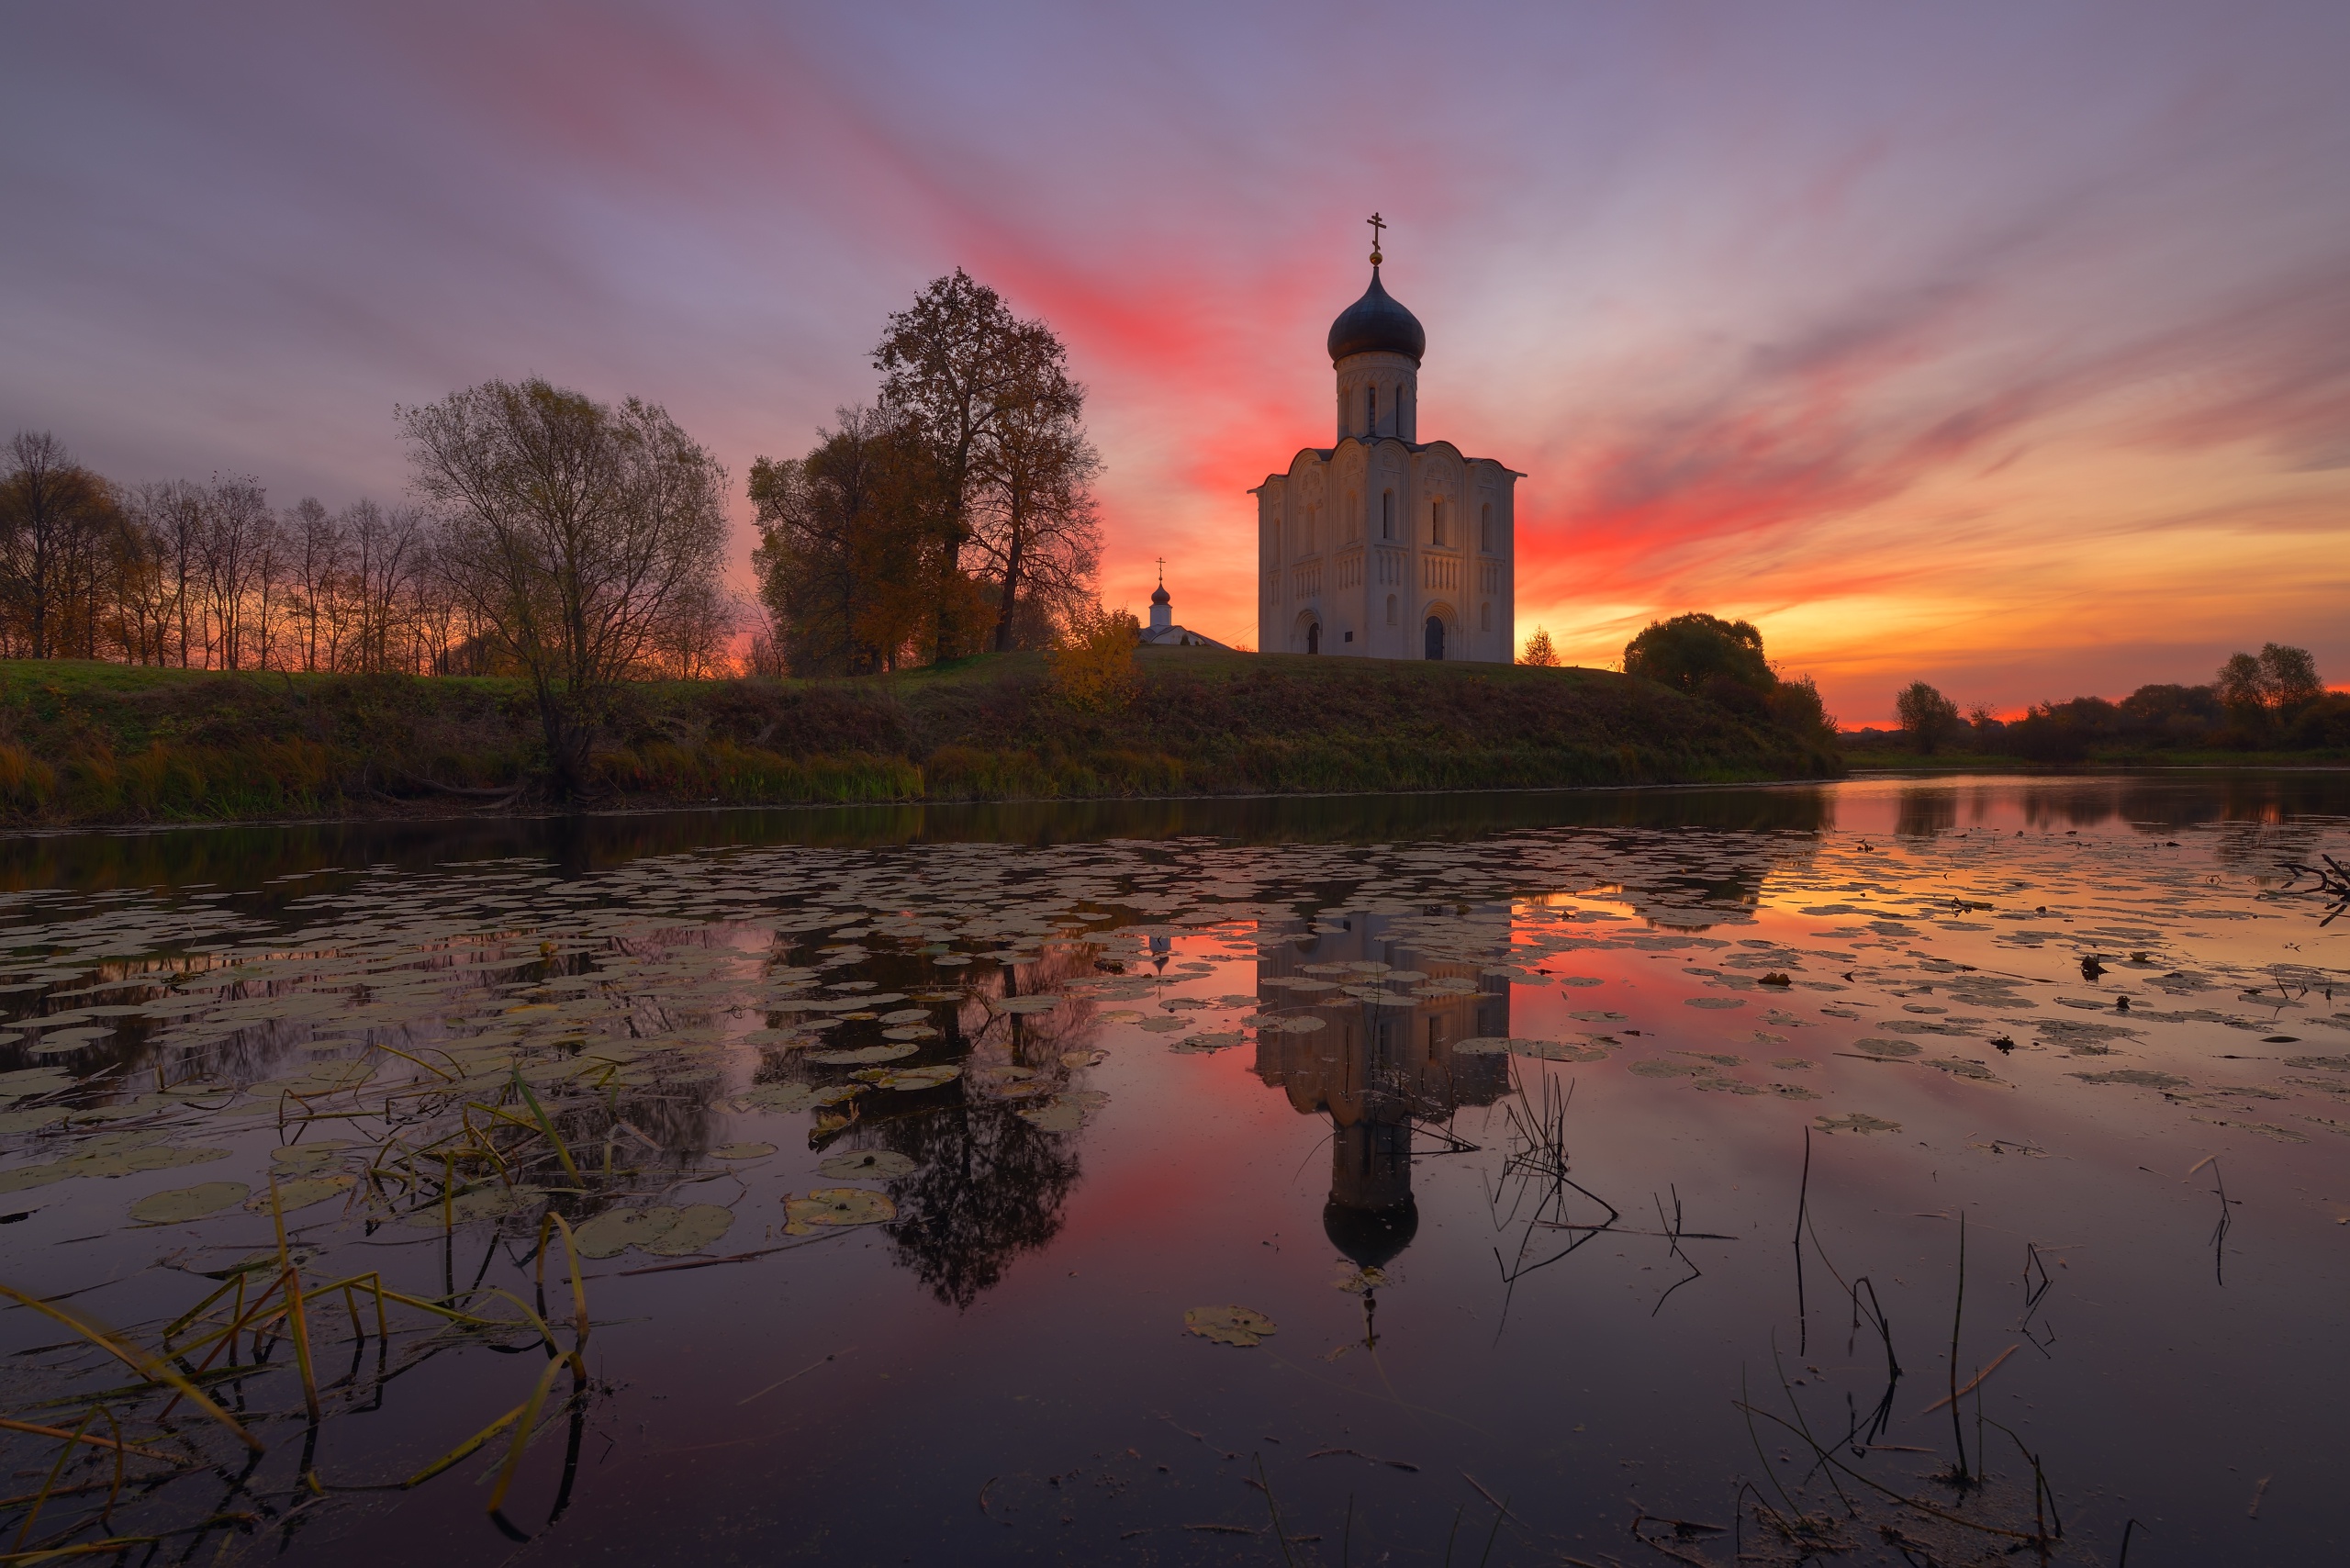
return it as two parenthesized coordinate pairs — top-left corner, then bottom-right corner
(1333, 351), (1419, 443)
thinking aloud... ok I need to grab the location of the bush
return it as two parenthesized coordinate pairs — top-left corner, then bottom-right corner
(1894, 681), (1962, 754)
(1623, 613), (1770, 698)
(1050, 607), (1141, 712)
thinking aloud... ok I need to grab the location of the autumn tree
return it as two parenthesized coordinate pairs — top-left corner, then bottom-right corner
(1519, 627), (1559, 666)
(874, 269), (1084, 659)
(1895, 680), (1963, 753)
(750, 406), (953, 675)
(402, 378), (728, 794)
(0, 431), (123, 658)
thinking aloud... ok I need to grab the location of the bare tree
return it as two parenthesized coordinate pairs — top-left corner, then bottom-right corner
(969, 384), (1102, 652)
(196, 476), (269, 668)
(402, 378), (728, 793)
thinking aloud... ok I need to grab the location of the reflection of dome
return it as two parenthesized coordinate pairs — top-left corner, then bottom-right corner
(1325, 1195), (1418, 1271)
(1326, 267), (1426, 364)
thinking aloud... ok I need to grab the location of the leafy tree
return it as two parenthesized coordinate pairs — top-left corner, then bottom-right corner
(1894, 680), (1963, 754)
(1768, 675), (1836, 744)
(1622, 612), (1770, 698)
(401, 378), (728, 795)
(1049, 603), (1140, 712)
(1519, 626), (1559, 666)
(0, 431), (124, 658)
(875, 270), (1080, 661)
(749, 406), (955, 676)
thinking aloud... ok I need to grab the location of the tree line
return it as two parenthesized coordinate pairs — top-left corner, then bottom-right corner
(2, 271), (1107, 791)
(1881, 642), (2347, 758)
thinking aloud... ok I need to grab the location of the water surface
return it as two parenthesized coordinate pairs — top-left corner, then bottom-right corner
(2, 774), (2345, 1565)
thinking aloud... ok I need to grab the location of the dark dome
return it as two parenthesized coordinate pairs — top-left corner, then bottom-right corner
(1150, 581), (1170, 606)
(1326, 267), (1426, 364)
(1324, 1195), (1419, 1271)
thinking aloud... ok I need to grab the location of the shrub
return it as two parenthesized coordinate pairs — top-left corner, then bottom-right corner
(1623, 613), (1770, 698)
(0, 744), (56, 812)
(1894, 681), (1963, 754)
(1049, 607), (1141, 713)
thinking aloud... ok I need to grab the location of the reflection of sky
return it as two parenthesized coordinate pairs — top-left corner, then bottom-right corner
(4, 2), (2348, 721)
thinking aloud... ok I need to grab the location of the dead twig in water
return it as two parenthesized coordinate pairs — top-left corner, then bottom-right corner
(1308, 1448), (1420, 1472)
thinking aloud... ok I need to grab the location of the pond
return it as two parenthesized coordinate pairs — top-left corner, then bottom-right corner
(1, 773), (2346, 1566)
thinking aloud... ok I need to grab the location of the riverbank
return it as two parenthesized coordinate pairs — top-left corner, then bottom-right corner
(0, 650), (1837, 825)
(1838, 746), (2350, 771)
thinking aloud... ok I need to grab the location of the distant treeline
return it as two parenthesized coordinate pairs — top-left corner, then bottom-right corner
(1855, 643), (2348, 758)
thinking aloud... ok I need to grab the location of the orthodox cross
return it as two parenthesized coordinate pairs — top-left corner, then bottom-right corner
(1367, 211), (1386, 264)
(1156, 555), (1166, 584)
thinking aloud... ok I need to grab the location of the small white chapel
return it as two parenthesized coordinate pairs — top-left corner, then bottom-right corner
(1252, 218), (1519, 661)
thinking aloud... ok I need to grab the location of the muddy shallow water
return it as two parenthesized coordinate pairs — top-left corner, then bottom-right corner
(1, 774), (2345, 1566)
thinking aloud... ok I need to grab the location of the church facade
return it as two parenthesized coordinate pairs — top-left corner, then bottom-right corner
(1254, 234), (1520, 661)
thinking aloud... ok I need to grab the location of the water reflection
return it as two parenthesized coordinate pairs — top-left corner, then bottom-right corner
(1252, 916), (1511, 1273)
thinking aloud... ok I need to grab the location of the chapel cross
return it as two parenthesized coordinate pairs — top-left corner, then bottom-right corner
(1367, 211), (1386, 264)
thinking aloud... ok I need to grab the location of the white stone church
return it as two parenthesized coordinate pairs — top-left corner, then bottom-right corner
(1254, 231), (1519, 661)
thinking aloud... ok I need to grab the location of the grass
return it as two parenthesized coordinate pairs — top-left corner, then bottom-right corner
(0, 650), (1838, 825)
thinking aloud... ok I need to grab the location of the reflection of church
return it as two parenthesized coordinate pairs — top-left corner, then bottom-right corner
(1253, 217), (1521, 662)
(1252, 914), (1511, 1271)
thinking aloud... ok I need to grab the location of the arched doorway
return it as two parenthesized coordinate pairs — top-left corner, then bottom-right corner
(1423, 615), (1445, 660)
(1307, 622), (1321, 655)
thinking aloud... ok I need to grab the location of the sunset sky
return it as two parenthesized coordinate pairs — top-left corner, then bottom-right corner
(5, 2), (2346, 722)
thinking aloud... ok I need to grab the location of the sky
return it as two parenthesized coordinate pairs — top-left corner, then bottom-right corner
(4, 1), (2347, 723)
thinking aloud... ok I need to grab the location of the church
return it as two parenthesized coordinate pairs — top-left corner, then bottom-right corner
(1254, 220), (1520, 661)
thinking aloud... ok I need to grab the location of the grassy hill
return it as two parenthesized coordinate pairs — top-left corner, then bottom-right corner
(0, 649), (1838, 824)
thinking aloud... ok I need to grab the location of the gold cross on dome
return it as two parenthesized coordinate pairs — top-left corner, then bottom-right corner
(1367, 212), (1386, 264)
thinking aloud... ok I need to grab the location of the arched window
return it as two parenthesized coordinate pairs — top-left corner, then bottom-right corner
(1480, 601), (1491, 632)
(1432, 499), (1447, 546)
(1480, 503), (1492, 553)
(1424, 615), (1446, 661)
(1368, 385), (1377, 434)
(1385, 594), (1397, 625)
(1381, 490), (1393, 540)
(1306, 622), (1320, 655)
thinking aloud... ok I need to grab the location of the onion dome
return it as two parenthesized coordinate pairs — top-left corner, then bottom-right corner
(1326, 267), (1426, 365)
(1151, 581), (1170, 606)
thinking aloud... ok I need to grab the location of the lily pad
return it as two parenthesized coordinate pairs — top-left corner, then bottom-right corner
(643, 1204), (734, 1256)
(129, 1181), (252, 1224)
(785, 1187), (897, 1231)
(1685, 997), (1745, 1010)
(873, 1064), (963, 1091)
(2071, 1070), (2188, 1089)
(1567, 1010), (1628, 1023)
(809, 1042), (918, 1065)
(1016, 1090), (1109, 1133)
(1853, 1038), (1922, 1058)
(817, 1148), (919, 1180)
(711, 1142), (777, 1160)
(572, 1205), (681, 1259)
(994, 995), (1062, 1015)
(1184, 1305), (1277, 1348)
(1266, 1015), (1326, 1035)
(1816, 1113), (1902, 1135)
(1628, 1058), (1701, 1078)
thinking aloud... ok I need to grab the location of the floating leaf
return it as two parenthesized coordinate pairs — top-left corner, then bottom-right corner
(1853, 1038), (1921, 1058)
(2072, 1070), (2188, 1088)
(1016, 1090), (1109, 1133)
(1184, 1305), (1277, 1347)
(572, 1205), (679, 1259)
(994, 995), (1062, 1015)
(785, 1188), (896, 1231)
(1266, 1015), (1326, 1035)
(1628, 1059), (1701, 1078)
(643, 1204), (734, 1256)
(129, 1182), (251, 1223)
(711, 1142), (777, 1160)
(809, 1042), (918, 1065)
(1567, 1010), (1628, 1022)
(1815, 1113), (1902, 1135)
(873, 1064), (963, 1091)
(1685, 997), (1745, 1010)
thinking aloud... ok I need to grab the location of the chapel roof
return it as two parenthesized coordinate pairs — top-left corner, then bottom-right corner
(1326, 266), (1426, 365)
